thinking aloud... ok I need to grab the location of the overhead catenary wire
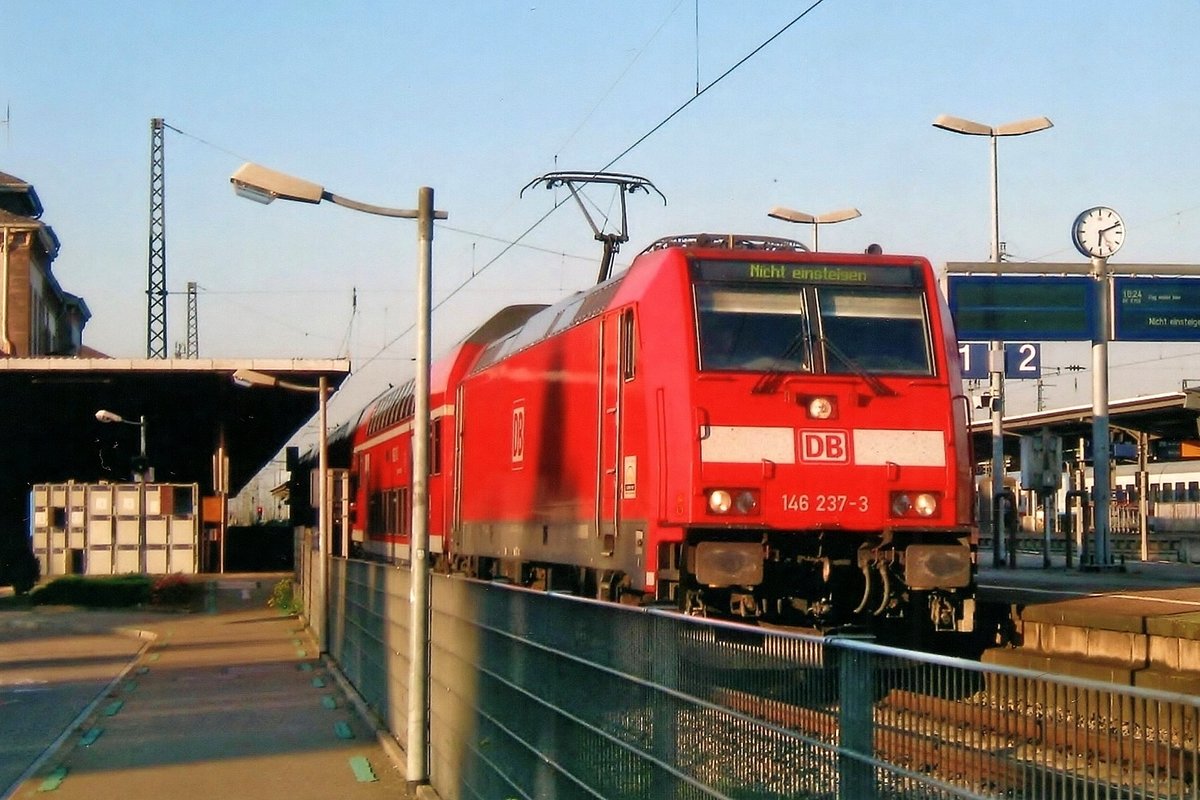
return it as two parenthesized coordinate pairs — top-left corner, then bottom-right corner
(551, 0), (688, 161)
(355, 0), (833, 374)
(166, 5), (834, 376)
(598, 0), (828, 173)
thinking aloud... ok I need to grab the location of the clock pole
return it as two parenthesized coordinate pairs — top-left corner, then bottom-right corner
(1071, 206), (1123, 570)
(1090, 253), (1113, 567)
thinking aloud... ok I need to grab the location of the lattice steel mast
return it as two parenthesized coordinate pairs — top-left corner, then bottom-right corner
(146, 117), (167, 358)
(185, 281), (198, 358)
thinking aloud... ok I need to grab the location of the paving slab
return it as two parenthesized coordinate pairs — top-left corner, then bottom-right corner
(2, 584), (414, 800)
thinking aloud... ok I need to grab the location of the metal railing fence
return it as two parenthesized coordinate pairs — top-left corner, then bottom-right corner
(307, 551), (1200, 799)
(326, 557), (413, 751)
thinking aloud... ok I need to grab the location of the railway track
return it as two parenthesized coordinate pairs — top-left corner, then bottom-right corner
(717, 680), (1198, 798)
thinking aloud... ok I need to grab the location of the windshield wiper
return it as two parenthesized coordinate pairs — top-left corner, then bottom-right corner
(751, 329), (810, 394)
(818, 336), (896, 397)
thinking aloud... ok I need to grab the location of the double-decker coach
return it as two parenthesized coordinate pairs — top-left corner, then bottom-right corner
(350, 232), (977, 636)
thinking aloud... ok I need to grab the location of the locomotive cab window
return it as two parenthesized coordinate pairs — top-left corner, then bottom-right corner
(694, 285), (810, 372)
(816, 288), (933, 375)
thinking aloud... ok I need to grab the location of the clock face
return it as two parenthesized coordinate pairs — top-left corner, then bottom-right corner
(1072, 206), (1124, 258)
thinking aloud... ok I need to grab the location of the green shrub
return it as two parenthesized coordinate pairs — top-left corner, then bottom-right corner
(267, 576), (301, 615)
(31, 574), (153, 608)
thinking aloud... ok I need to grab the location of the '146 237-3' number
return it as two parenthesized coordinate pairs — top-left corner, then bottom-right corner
(782, 494), (868, 512)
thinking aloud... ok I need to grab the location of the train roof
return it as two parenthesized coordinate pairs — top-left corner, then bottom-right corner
(460, 304), (549, 346)
(352, 304), (551, 440)
(468, 281), (627, 376)
(641, 233), (810, 253)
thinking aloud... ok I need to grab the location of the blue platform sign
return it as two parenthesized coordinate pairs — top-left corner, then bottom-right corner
(957, 341), (1041, 379)
(947, 275), (1097, 341)
(1113, 277), (1200, 341)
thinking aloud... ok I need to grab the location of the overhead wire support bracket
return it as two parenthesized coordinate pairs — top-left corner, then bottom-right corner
(521, 171), (666, 284)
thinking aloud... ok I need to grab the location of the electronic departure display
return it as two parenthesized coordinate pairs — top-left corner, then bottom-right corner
(947, 275), (1097, 341)
(1113, 277), (1200, 342)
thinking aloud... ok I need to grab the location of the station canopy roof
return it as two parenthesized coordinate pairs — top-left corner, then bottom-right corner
(971, 389), (1200, 463)
(0, 358), (351, 501)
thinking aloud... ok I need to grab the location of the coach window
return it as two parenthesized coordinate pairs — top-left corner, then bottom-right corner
(368, 490), (384, 537)
(430, 418), (443, 476)
(399, 487), (411, 536)
(621, 309), (636, 381)
(383, 488), (409, 537)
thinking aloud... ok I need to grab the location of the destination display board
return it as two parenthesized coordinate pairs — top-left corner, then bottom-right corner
(1113, 276), (1200, 342)
(946, 275), (1097, 341)
(694, 260), (923, 287)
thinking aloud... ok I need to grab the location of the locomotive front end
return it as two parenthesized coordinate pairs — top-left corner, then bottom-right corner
(665, 243), (975, 636)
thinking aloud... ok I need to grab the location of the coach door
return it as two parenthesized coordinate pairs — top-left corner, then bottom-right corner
(597, 309), (631, 554)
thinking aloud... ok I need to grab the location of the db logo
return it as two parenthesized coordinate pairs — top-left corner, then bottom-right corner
(799, 430), (849, 463)
(511, 405), (526, 464)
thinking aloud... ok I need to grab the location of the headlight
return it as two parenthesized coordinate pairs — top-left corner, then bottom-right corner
(706, 488), (760, 515)
(890, 491), (941, 519)
(913, 493), (938, 517)
(734, 490), (759, 514)
(708, 489), (733, 514)
(807, 396), (835, 419)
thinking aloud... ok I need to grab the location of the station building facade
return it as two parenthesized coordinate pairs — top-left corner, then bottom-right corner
(0, 170), (92, 358)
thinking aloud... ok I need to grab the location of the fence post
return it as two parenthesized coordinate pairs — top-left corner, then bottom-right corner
(836, 639), (876, 800)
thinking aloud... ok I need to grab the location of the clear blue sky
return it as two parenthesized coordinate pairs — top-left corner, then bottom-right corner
(4, 0), (1200, 424)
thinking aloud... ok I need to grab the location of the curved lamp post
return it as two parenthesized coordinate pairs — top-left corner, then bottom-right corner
(95, 409), (148, 481)
(232, 367), (330, 629)
(767, 206), (861, 251)
(933, 113), (1053, 568)
(96, 408), (150, 573)
(230, 163), (445, 787)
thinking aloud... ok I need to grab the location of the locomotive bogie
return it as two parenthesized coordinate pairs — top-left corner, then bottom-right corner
(668, 523), (974, 630)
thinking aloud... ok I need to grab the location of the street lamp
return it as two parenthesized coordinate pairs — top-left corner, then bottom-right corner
(232, 368), (330, 645)
(230, 164), (446, 787)
(933, 113), (1053, 567)
(767, 206), (861, 251)
(95, 409), (148, 481)
(96, 408), (150, 574)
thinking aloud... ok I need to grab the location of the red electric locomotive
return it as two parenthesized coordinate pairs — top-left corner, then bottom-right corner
(349, 232), (977, 636)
